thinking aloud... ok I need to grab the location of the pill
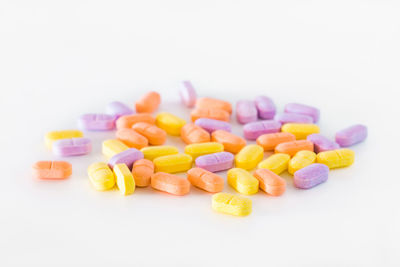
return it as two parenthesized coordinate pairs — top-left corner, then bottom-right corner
(106, 101), (134, 118)
(275, 113), (314, 124)
(335, 124), (367, 147)
(141, 145), (179, 161)
(153, 153), (193, 173)
(256, 132), (296, 151)
(113, 163), (135, 195)
(236, 100), (258, 124)
(255, 96), (276, 120)
(78, 114), (115, 131)
(194, 118), (232, 133)
(307, 133), (339, 153)
(253, 169), (286, 196)
(316, 148), (355, 169)
(132, 122), (167, 145)
(116, 113), (155, 129)
(45, 130), (83, 148)
(258, 153), (290, 174)
(235, 144), (264, 170)
(243, 120), (281, 140)
(284, 103), (320, 123)
(132, 159), (154, 187)
(187, 168), (224, 193)
(190, 107), (230, 122)
(195, 152), (234, 172)
(156, 112), (186, 136)
(179, 80), (197, 108)
(87, 162), (115, 191)
(52, 138), (91, 156)
(212, 193), (252, 216)
(115, 128), (148, 149)
(293, 163), (329, 189)
(211, 130), (246, 154)
(288, 150), (317, 175)
(102, 139), (129, 158)
(108, 148), (144, 169)
(151, 172), (190, 196)
(32, 161), (72, 180)
(184, 142), (224, 159)
(274, 140), (314, 157)
(227, 168), (259, 195)
(281, 123), (320, 140)
(135, 91), (161, 113)
(181, 123), (210, 144)
(196, 97), (232, 114)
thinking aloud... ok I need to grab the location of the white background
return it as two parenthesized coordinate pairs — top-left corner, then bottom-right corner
(1, 0), (399, 266)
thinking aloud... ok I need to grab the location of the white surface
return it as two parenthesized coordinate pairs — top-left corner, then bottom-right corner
(1, 1), (399, 266)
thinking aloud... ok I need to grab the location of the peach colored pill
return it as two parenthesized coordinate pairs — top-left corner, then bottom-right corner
(132, 159), (154, 187)
(196, 97), (232, 114)
(32, 161), (72, 180)
(116, 128), (148, 149)
(187, 167), (224, 193)
(253, 169), (286, 196)
(211, 130), (246, 154)
(191, 107), (230, 122)
(151, 172), (190, 196)
(116, 113), (155, 129)
(275, 140), (314, 157)
(256, 132), (296, 151)
(181, 123), (210, 144)
(132, 122), (167, 145)
(135, 91), (161, 113)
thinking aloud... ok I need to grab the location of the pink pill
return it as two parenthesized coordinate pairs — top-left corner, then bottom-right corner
(194, 118), (232, 133)
(78, 114), (115, 131)
(255, 96), (276, 119)
(195, 152), (234, 173)
(243, 120), (281, 140)
(108, 148), (144, 170)
(52, 138), (92, 156)
(307, 134), (339, 153)
(106, 101), (134, 118)
(236, 100), (258, 124)
(335, 124), (367, 147)
(294, 163), (329, 189)
(275, 113), (313, 124)
(179, 81), (197, 108)
(284, 103), (320, 123)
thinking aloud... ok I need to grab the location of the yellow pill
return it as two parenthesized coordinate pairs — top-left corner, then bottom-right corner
(184, 142), (224, 159)
(45, 130), (83, 148)
(317, 148), (355, 169)
(113, 163), (135, 195)
(212, 193), (252, 217)
(227, 168), (259, 195)
(153, 153), (193, 173)
(288, 150), (317, 175)
(88, 162), (115, 191)
(281, 123), (320, 139)
(102, 139), (129, 158)
(140, 145), (179, 161)
(235, 144), (264, 170)
(258, 153), (290, 175)
(156, 112), (186, 136)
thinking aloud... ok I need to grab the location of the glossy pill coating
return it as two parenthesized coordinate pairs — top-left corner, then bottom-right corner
(113, 163), (135, 195)
(316, 149), (355, 169)
(190, 107), (230, 122)
(281, 123), (320, 140)
(256, 132), (296, 151)
(211, 130), (246, 154)
(243, 120), (282, 140)
(258, 153), (291, 175)
(294, 163), (329, 189)
(307, 133), (339, 153)
(195, 152), (234, 172)
(151, 172), (190, 196)
(87, 162), (115, 191)
(212, 193), (252, 217)
(255, 96), (276, 120)
(102, 139), (129, 158)
(184, 142), (224, 159)
(181, 123), (210, 144)
(253, 169), (286, 196)
(132, 159), (154, 187)
(132, 122), (167, 145)
(227, 168), (259, 195)
(32, 161), (72, 180)
(52, 138), (92, 156)
(78, 114), (115, 131)
(284, 103), (320, 123)
(187, 168), (224, 193)
(236, 100), (258, 124)
(45, 130), (83, 148)
(275, 113), (314, 124)
(156, 112), (186, 136)
(179, 80), (197, 108)
(153, 153), (193, 173)
(274, 140), (314, 157)
(335, 124), (368, 147)
(140, 145), (179, 161)
(196, 97), (232, 114)
(194, 118), (232, 133)
(116, 128), (148, 149)
(288, 150), (317, 175)
(135, 91), (161, 113)
(106, 101), (134, 118)
(235, 144), (264, 170)
(108, 148), (144, 170)
(115, 114), (155, 129)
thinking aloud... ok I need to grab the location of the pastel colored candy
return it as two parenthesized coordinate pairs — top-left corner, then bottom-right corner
(32, 161), (72, 180)
(179, 80), (197, 108)
(211, 130), (246, 154)
(236, 100), (257, 124)
(180, 123), (210, 144)
(190, 107), (230, 122)
(87, 162), (115, 191)
(316, 148), (355, 169)
(256, 132), (296, 151)
(113, 163), (135, 195)
(275, 113), (313, 124)
(156, 112), (186, 136)
(212, 193), (252, 216)
(235, 145), (264, 170)
(274, 140), (314, 157)
(196, 97), (232, 114)
(116, 114), (155, 129)
(52, 138), (91, 156)
(140, 145), (179, 161)
(102, 139), (129, 158)
(184, 142), (224, 159)
(293, 163), (329, 189)
(284, 103), (320, 123)
(255, 96), (276, 119)
(135, 91), (161, 113)
(132, 122), (167, 145)
(281, 123), (320, 140)
(187, 168), (224, 193)
(243, 120), (281, 140)
(132, 159), (154, 187)
(194, 118), (232, 133)
(151, 172), (190, 196)
(258, 153), (290, 175)
(108, 148), (144, 169)
(153, 153), (193, 173)
(307, 133), (339, 153)
(195, 152), (234, 172)
(335, 124), (367, 147)
(78, 114), (115, 131)
(288, 150), (317, 175)
(253, 169), (286, 196)
(227, 168), (259, 195)
(115, 128), (148, 149)
(106, 101), (134, 118)
(45, 130), (83, 148)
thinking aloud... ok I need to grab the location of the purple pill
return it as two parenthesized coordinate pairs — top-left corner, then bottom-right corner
(275, 113), (313, 124)
(195, 152), (234, 172)
(255, 96), (276, 119)
(179, 80), (197, 108)
(236, 100), (258, 124)
(194, 118), (232, 133)
(106, 101), (134, 118)
(335, 124), (367, 147)
(294, 163), (329, 189)
(243, 120), (282, 140)
(108, 148), (144, 170)
(78, 114), (115, 131)
(284, 103), (320, 123)
(52, 138), (92, 156)
(307, 134), (339, 153)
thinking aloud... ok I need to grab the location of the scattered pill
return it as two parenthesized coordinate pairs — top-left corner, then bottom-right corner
(293, 163), (329, 189)
(106, 101), (134, 118)
(116, 113), (155, 129)
(335, 124), (367, 147)
(116, 128), (148, 149)
(256, 132), (296, 151)
(184, 142), (224, 159)
(156, 112), (186, 136)
(151, 172), (190, 196)
(179, 81), (197, 108)
(288, 150), (317, 175)
(195, 152), (234, 172)
(45, 130), (83, 148)
(196, 97), (232, 114)
(153, 153), (193, 173)
(236, 100), (258, 124)
(132, 122), (167, 145)
(227, 168), (259, 195)
(108, 148), (144, 170)
(281, 123), (320, 140)
(78, 114), (115, 131)
(211, 130), (246, 154)
(132, 159), (154, 187)
(135, 91), (161, 113)
(284, 103), (320, 123)
(243, 120), (281, 140)
(181, 123), (210, 144)
(307, 133), (339, 153)
(258, 153), (290, 175)
(113, 163), (135, 195)
(52, 138), (92, 156)
(88, 162), (115, 191)
(187, 168), (224, 193)
(316, 148), (355, 169)
(194, 118), (232, 133)
(141, 145), (179, 161)
(32, 161), (72, 180)
(235, 144), (264, 170)
(275, 140), (314, 157)
(275, 113), (314, 124)
(253, 169), (286, 196)
(255, 96), (276, 120)
(190, 107), (230, 122)
(102, 139), (129, 158)
(212, 193), (252, 216)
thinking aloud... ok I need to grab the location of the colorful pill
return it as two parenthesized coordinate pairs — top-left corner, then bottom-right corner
(255, 96), (276, 120)
(281, 123), (320, 140)
(211, 130), (246, 154)
(45, 130), (83, 148)
(284, 103), (320, 123)
(243, 120), (281, 140)
(156, 112), (186, 136)
(106, 101), (134, 118)
(115, 113), (155, 129)
(78, 114), (115, 131)
(184, 142), (224, 159)
(179, 80), (197, 108)
(108, 148), (144, 170)
(140, 145), (179, 161)
(180, 123), (210, 144)
(132, 122), (167, 145)
(316, 149), (355, 169)
(235, 144), (264, 170)
(227, 168), (259, 195)
(190, 107), (230, 122)
(253, 169), (286, 196)
(115, 128), (148, 149)
(153, 153), (193, 173)
(256, 132), (296, 151)
(307, 133), (339, 153)
(195, 152), (234, 172)
(102, 139), (129, 158)
(151, 172), (190, 196)
(196, 97), (232, 114)
(52, 138), (91, 156)
(32, 161), (72, 180)
(275, 113), (314, 124)
(236, 100), (258, 124)
(294, 163), (329, 189)
(87, 162), (115, 191)
(288, 150), (317, 175)
(274, 140), (314, 157)
(335, 124), (367, 147)
(187, 168), (224, 193)
(132, 159), (154, 187)
(135, 91), (161, 113)
(194, 118), (232, 133)
(258, 153), (290, 175)
(212, 193), (252, 216)
(113, 163), (135, 195)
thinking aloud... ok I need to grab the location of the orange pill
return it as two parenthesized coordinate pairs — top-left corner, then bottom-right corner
(211, 130), (246, 154)
(116, 128), (148, 149)
(132, 122), (167, 145)
(135, 91), (161, 113)
(116, 113), (155, 129)
(151, 172), (190, 196)
(274, 140), (314, 157)
(196, 97), (232, 114)
(32, 161), (72, 180)
(253, 169), (286, 196)
(181, 123), (210, 144)
(132, 159), (154, 187)
(191, 108), (230, 122)
(256, 132), (296, 151)
(187, 167), (224, 193)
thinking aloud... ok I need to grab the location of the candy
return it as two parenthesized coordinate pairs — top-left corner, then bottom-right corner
(275, 113), (313, 124)
(235, 144), (264, 170)
(132, 159), (154, 187)
(180, 123), (210, 144)
(132, 122), (167, 145)
(253, 169), (286, 196)
(179, 81), (197, 108)
(255, 96), (276, 120)
(190, 107), (230, 122)
(194, 118), (232, 133)
(151, 172), (190, 195)
(153, 153), (193, 173)
(293, 163), (329, 189)
(212, 193), (252, 216)
(108, 148), (144, 169)
(196, 97), (232, 114)
(236, 100), (257, 124)
(78, 114), (115, 131)
(32, 161), (72, 180)
(284, 103), (320, 123)
(156, 112), (186, 136)
(275, 140), (314, 157)
(106, 101), (134, 118)
(45, 130), (83, 148)
(113, 163), (135, 195)
(211, 130), (246, 154)
(258, 153), (290, 175)
(288, 150), (317, 175)
(335, 124), (367, 147)
(141, 145), (179, 161)
(256, 132), (296, 151)
(115, 128), (148, 149)
(316, 148), (355, 169)
(227, 168), (259, 195)
(195, 152), (234, 172)
(115, 114), (155, 129)
(87, 162), (115, 191)
(243, 120), (281, 140)
(187, 168), (224, 193)
(135, 91), (161, 113)
(281, 123), (320, 140)
(102, 139), (129, 158)
(52, 138), (91, 156)
(307, 133), (339, 153)
(184, 142), (224, 159)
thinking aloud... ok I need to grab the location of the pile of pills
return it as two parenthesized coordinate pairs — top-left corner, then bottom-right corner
(33, 81), (368, 217)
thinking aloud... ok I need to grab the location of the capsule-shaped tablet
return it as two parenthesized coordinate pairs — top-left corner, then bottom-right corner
(116, 128), (148, 149)
(258, 153), (290, 174)
(335, 124), (367, 147)
(132, 122), (167, 145)
(153, 153), (193, 173)
(52, 138), (92, 156)
(187, 168), (224, 193)
(102, 139), (129, 158)
(87, 162), (115, 191)
(106, 101), (134, 118)
(135, 91), (161, 113)
(211, 130), (246, 154)
(113, 163), (135, 195)
(181, 123), (210, 144)
(195, 152), (234, 172)
(45, 130), (83, 148)
(156, 112), (186, 136)
(108, 148), (144, 169)
(275, 140), (314, 157)
(316, 149), (355, 169)
(151, 172), (190, 196)
(275, 113), (313, 124)
(227, 168), (259, 195)
(284, 103), (320, 123)
(236, 100), (257, 124)
(78, 114), (115, 131)
(132, 159), (154, 187)
(184, 142), (224, 159)
(32, 161), (72, 180)
(212, 193), (252, 216)
(294, 163), (329, 189)
(243, 120), (282, 140)
(307, 133), (339, 153)
(255, 96), (276, 120)
(196, 97), (232, 114)
(281, 123), (320, 140)
(235, 144), (264, 170)
(288, 150), (317, 175)
(256, 132), (296, 151)
(116, 113), (155, 129)
(194, 118), (232, 133)
(140, 145), (179, 161)
(253, 169), (286, 196)
(179, 80), (197, 108)
(190, 107), (230, 122)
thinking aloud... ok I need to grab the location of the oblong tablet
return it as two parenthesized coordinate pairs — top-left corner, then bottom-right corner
(181, 123), (210, 144)
(288, 150), (317, 175)
(243, 120), (281, 140)
(132, 159), (154, 187)
(194, 118), (232, 133)
(32, 161), (72, 180)
(316, 149), (355, 169)
(256, 132), (296, 151)
(141, 145), (179, 161)
(52, 138), (91, 156)
(236, 100), (257, 124)
(253, 169), (286, 196)
(284, 103), (320, 123)
(45, 130), (83, 148)
(335, 124), (367, 147)
(227, 168), (259, 195)
(190, 107), (230, 122)
(132, 122), (167, 145)
(179, 80), (197, 108)
(196, 97), (232, 114)
(153, 153), (193, 173)
(294, 163), (329, 189)
(187, 168), (224, 193)
(235, 144), (264, 170)
(116, 114), (155, 129)
(88, 162), (115, 191)
(275, 113), (313, 124)
(135, 91), (161, 113)
(212, 193), (252, 216)
(281, 123), (320, 140)
(78, 114), (115, 131)
(255, 96), (276, 120)
(116, 128), (148, 149)
(106, 101), (134, 118)
(156, 112), (186, 136)
(151, 172), (190, 196)
(275, 140), (314, 157)
(307, 133), (339, 153)
(258, 153), (290, 175)
(184, 142), (224, 159)
(211, 130), (246, 154)
(195, 152), (234, 172)
(113, 163), (135, 195)
(108, 148), (144, 169)
(102, 139), (129, 158)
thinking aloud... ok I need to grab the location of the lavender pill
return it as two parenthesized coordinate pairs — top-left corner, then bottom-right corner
(195, 152), (234, 172)
(108, 148), (144, 170)
(53, 138), (92, 156)
(307, 134), (339, 153)
(106, 101), (134, 118)
(294, 163), (329, 189)
(255, 96), (276, 119)
(243, 120), (281, 140)
(335, 124), (367, 147)
(194, 118), (232, 133)
(236, 100), (258, 124)
(78, 114), (115, 131)
(284, 103), (320, 123)
(275, 113), (313, 124)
